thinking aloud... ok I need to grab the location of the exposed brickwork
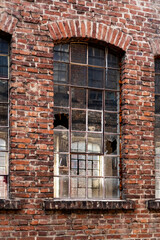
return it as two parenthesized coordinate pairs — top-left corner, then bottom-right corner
(0, 0), (159, 239)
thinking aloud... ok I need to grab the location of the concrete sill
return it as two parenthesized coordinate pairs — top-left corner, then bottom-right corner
(44, 200), (135, 210)
(147, 200), (160, 210)
(0, 199), (22, 210)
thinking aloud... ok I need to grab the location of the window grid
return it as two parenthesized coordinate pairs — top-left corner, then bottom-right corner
(0, 37), (9, 199)
(53, 42), (121, 200)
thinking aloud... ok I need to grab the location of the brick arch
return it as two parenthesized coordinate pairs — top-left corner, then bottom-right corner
(150, 38), (160, 56)
(48, 20), (132, 51)
(0, 12), (18, 35)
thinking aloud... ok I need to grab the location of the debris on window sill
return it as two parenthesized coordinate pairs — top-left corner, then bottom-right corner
(44, 200), (135, 210)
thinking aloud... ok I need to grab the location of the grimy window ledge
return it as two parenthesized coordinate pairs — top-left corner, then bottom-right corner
(147, 200), (160, 210)
(0, 199), (22, 210)
(44, 200), (135, 210)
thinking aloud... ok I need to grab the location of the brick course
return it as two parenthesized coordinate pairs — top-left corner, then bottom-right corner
(0, 0), (159, 239)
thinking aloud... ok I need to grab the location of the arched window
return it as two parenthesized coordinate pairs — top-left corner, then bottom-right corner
(0, 37), (9, 198)
(53, 42), (121, 200)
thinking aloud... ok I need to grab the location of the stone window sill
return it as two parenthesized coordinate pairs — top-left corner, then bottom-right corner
(0, 199), (22, 210)
(44, 200), (135, 210)
(147, 200), (160, 210)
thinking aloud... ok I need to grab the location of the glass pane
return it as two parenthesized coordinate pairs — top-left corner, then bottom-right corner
(106, 69), (120, 90)
(54, 154), (69, 175)
(54, 108), (69, 130)
(0, 56), (8, 78)
(88, 178), (103, 199)
(72, 110), (86, 131)
(71, 177), (86, 198)
(155, 59), (160, 73)
(104, 134), (119, 155)
(54, 44), (69, 62)
(0, 176), (7, 199)
(0, 152), (8, 175)
(71, 65), (87, 86)
(105, 91), (119, 111)
(54, 85), (69, 107)
(108, 52), (119, 68)
(88, 90), (102, 110)
(88, 67), (104, 88)
(54, 62), (69, 84)
(0, 128), (8, 150)
(54, 177), (69, 198)
(71, 154), (86, 176)
(0, 104), (8, 126)
(88, 46), (105, 66)
(105, 178), (119, 199)
(71, 43), (87, 64)
(0, 38), (9, 54)
(54, 131), (69, 153)
(0, 81), (8, 102)
(104, 156), (118, 177)
(71, 88), (86, 109)
(88, 111), (102, 132)
(105, 112), (119, 133)
(88, 155), (103, 177)
(155, 95), (160, 114)
(71, 132), (86, 152)
(155, 75), (160, 94)
(88, 133), (102, 153)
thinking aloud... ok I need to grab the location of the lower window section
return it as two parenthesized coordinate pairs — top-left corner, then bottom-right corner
(0, 176), (7, 199)
(54, 154), (119, 200)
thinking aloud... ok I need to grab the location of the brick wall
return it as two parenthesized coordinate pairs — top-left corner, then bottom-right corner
(0, 0), (159, 239)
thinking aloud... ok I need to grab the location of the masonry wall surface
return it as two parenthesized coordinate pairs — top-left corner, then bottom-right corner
(0, 0), (159, 239)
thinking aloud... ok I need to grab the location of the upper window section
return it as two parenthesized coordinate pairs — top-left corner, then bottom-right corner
(0, 38), (9, 79)
(53, 42), (121, 200)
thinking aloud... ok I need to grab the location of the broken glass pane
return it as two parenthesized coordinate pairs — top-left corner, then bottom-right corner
(88, 90), (102, 110)
(54, 62), (69, 83)
(71, 154), (86, 176)
(54, 154), (69, 175)
(71, 132), (86, 152)
(155, 75), (160, 94)
(0, 176), (7, 199)
(72, 110), (86, 131)
(71, 43), (87, 64)
(105, 91), (119, 111)
(0, 38), (9, 55)
(71, 65), (87, 86)
(88, 133), (102, 153)
(54, 130), (69, 153)
(104, 156), (118, 177)
(0, 128), (8, 150)
(71, 177), (86, 198)
(0, 152), (8, 175)
(0, 56), (8, 78)
(104, 134), (118, 155)
(88, 178), (103, 199)
(155, 95), (160, 114)
(106, 69), (119, 90)
(71, 87), (86, 109)
(54, 44), (69, 62)
(88, 111), (102, 132)
(0, 104), (8, 126)
(54, 108), (69, 130)
(108, 52), (119, 68)
(105, 112), (118, 133)
(54, 85), (69, 107)
(54, 177), (69, 198)
(105, 178), (119, 198)
(88, 46), (105, 66)
(0, 80), (8, 102)
(88, 67), (104, 88)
